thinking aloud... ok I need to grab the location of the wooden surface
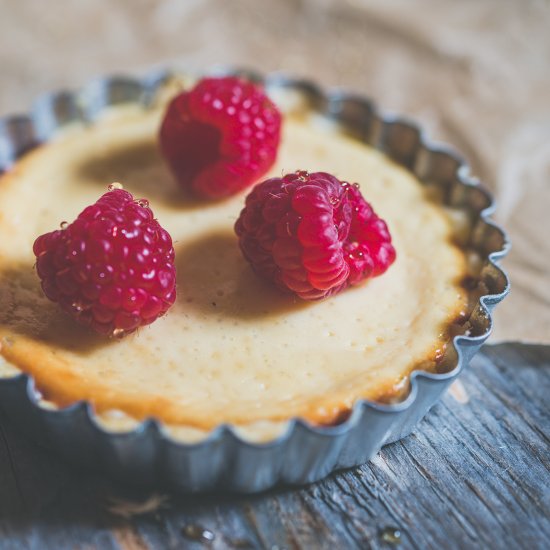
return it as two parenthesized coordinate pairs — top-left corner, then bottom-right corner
(0, 3), (548, 548)
(0, 342), (548, 549)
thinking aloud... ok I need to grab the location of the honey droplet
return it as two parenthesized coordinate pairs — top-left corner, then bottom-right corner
(181, 524), (215, 542)
(60, 221), (69, 230)
(379, 526), (402, 545)
(136, 199), (149, 208)
(112, 328), (125, 339)
(108, 182), (124, 191)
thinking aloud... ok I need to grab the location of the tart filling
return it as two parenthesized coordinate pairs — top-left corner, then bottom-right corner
(0, 92), (468, 440)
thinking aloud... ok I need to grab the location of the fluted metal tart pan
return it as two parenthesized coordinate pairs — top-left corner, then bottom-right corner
(0, 68), (510, 493)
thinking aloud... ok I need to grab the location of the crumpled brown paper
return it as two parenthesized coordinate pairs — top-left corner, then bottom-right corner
(0, 0), (548, 342)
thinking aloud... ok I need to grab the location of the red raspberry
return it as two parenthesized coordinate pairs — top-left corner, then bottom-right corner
(33, 186), (177, 336)
(159, 76), (281, 199)
(235, 171), (396, 300)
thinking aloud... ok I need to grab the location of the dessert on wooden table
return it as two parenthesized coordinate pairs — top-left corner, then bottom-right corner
(0, 75), (477, 444)
(0, 72), (508, 495)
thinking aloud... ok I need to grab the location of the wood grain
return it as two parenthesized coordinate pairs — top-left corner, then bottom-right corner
(0, 343), (548, 549)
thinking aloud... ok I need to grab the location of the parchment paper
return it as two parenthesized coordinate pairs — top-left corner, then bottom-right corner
(0, 0), (548, 342)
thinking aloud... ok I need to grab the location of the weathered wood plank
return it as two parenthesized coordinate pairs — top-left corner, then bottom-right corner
(0, 343), (548, 550)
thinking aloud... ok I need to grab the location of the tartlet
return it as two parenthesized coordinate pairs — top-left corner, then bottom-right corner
(0, 70), (509, 491)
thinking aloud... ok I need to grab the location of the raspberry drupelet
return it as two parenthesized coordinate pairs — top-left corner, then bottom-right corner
(159, 76), (282, 199)
(235, 171), (396, 300)
(33, 186), (176, 336)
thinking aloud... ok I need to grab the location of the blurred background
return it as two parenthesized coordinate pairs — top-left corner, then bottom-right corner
(0, 0), (548, 342)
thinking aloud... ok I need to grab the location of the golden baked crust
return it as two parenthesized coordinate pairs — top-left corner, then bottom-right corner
(0, 96), (468, 436)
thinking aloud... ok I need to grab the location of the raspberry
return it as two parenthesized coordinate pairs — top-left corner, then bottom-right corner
(235, 171), (396, 300)
(33, 186), (177, 336)
(159, 76), (282, 199)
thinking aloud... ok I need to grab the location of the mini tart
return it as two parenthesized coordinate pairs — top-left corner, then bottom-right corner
(0, 83), (469, 442)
